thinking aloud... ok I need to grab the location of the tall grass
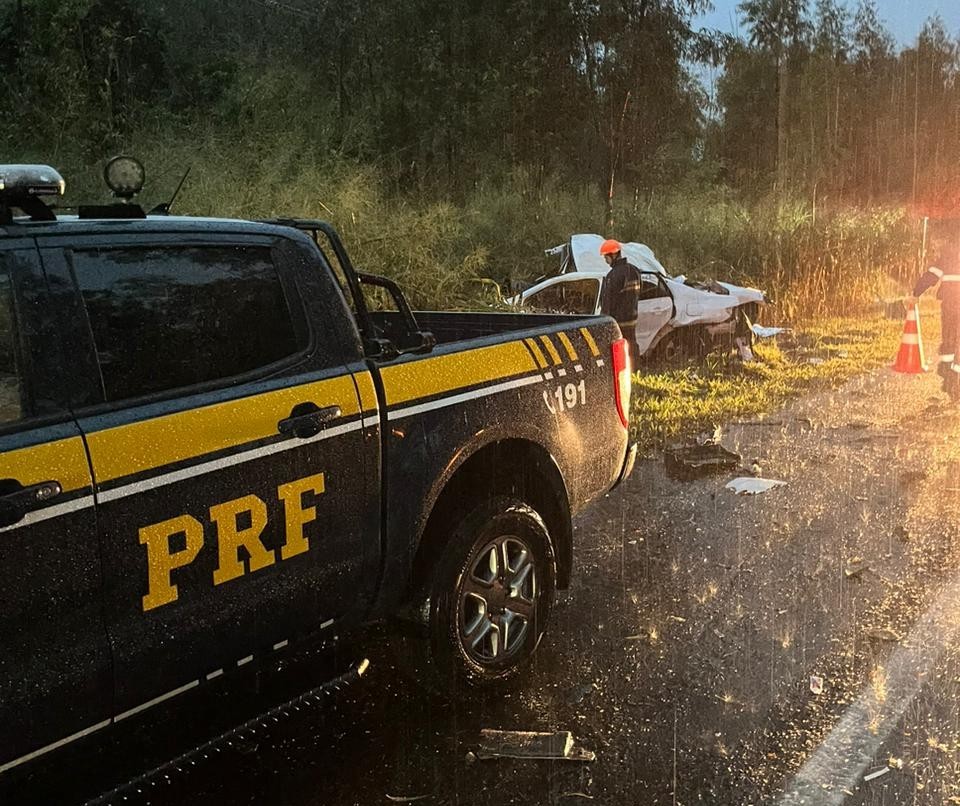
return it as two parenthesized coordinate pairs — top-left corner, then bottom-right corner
(26, 121), (921, 320)
(616, 188), (919, 322)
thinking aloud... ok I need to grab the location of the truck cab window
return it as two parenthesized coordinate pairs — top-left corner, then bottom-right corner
(75, 245), (304, 403)
(0, 268), (22, 425)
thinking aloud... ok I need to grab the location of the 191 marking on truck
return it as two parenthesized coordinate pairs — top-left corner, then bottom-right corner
(542, 381), (587, 414)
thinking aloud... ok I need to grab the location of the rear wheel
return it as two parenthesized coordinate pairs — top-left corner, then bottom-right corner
(396, 496), (557, 690)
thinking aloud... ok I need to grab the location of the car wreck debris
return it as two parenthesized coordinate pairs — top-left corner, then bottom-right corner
(725, 477), (787, 495)
(665, 442), (742, 480)
(475, 730), (596, 762)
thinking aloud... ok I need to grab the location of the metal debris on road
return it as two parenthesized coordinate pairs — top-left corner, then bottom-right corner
(725, 477), (787, 495)
(665, 442), (742, 480)
(810, 675), (824, 695)
(566, 682), (597, 705)
(845, 559), (869, 580)
(475, 730), (596, 762)
(865, 627), (902, 643)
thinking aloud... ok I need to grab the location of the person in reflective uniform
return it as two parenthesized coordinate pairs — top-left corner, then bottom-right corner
(599, 239), (641, 367)
(905, 224), (960, 400)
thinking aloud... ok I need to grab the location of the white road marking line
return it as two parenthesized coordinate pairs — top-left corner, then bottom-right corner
(596, 359), (605, 367)
(387, 375), (542, 422)
(237, 655), (253, 667)
(0, 495), (95, 534)
(778, 568), (960, 804)
(0, 719), (111, 774)
(205, 669), (224, 681)
(115, 680), (199, 722)
(574, 365), (584, 373)
(272, 640), (289, 651)
(544, 372), (554, 380)
(557, 368), (567, 377)
(320, 618), (335, 630)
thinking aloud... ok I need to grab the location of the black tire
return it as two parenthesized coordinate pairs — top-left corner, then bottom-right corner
(395, 496), (557, 691)
(651, 327), (707, 363)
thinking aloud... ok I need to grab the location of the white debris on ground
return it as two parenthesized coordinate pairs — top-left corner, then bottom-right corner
(752, 324), (790, 339)
(725, 477), (788, 495)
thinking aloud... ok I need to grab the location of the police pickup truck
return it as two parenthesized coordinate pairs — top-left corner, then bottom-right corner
(0, 161), (636, 778)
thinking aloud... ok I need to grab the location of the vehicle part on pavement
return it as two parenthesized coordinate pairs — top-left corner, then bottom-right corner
(665, 443), (742, 481)
(725, 477), (787, 495)
(475, 729), (595, 762)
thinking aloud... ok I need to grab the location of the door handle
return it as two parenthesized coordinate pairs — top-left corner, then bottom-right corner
(278, 403), (341, 439)
(0, 479), (63, 528)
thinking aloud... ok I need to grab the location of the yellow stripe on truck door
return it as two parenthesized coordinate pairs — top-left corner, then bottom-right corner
(379, 341), (538, 405)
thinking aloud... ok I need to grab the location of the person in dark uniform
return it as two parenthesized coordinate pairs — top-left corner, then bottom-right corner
(599, 239), (641, 367)
(905, 223), (960, 401)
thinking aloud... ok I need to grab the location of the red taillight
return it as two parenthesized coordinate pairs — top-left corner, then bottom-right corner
(611, 338), (631, 429)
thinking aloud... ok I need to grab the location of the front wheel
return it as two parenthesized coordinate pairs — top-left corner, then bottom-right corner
(403, 496), (557, 690)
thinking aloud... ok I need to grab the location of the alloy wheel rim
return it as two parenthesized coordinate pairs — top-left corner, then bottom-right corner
(459, 534), (538, 665)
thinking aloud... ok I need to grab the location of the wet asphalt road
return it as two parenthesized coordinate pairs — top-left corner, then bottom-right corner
(10, 361), (960, 806)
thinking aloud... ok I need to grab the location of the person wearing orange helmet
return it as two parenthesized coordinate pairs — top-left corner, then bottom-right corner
(905, 221), (960, 401)
(599, 238), (641, 366)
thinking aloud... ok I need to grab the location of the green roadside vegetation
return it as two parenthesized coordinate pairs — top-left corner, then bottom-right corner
(631, 310), (922, 450)
(5, 2), (952, 455)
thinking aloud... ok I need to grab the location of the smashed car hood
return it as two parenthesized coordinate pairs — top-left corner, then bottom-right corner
(550, 234), (670, 277)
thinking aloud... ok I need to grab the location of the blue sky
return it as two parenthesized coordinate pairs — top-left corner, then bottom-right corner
(697, 0), (960, 45)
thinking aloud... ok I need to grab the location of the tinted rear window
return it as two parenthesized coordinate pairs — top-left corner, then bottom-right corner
(75, 245), (302, 403)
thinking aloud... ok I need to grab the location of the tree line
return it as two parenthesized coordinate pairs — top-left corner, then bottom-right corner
(2, 0), (957, 211)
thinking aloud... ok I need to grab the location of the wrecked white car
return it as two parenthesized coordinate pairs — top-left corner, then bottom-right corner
(512, 234), (767, 360)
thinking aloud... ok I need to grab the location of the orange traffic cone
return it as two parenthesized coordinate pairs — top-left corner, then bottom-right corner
(892, 305), (928, 373)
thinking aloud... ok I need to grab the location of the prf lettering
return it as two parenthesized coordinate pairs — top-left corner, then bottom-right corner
(139, 473), (325, 612)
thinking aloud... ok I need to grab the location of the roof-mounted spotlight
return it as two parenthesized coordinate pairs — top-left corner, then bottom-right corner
(104, 156), (145, 200)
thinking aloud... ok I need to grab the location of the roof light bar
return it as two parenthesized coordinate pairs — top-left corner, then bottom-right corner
(0, 165), (65, 198)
